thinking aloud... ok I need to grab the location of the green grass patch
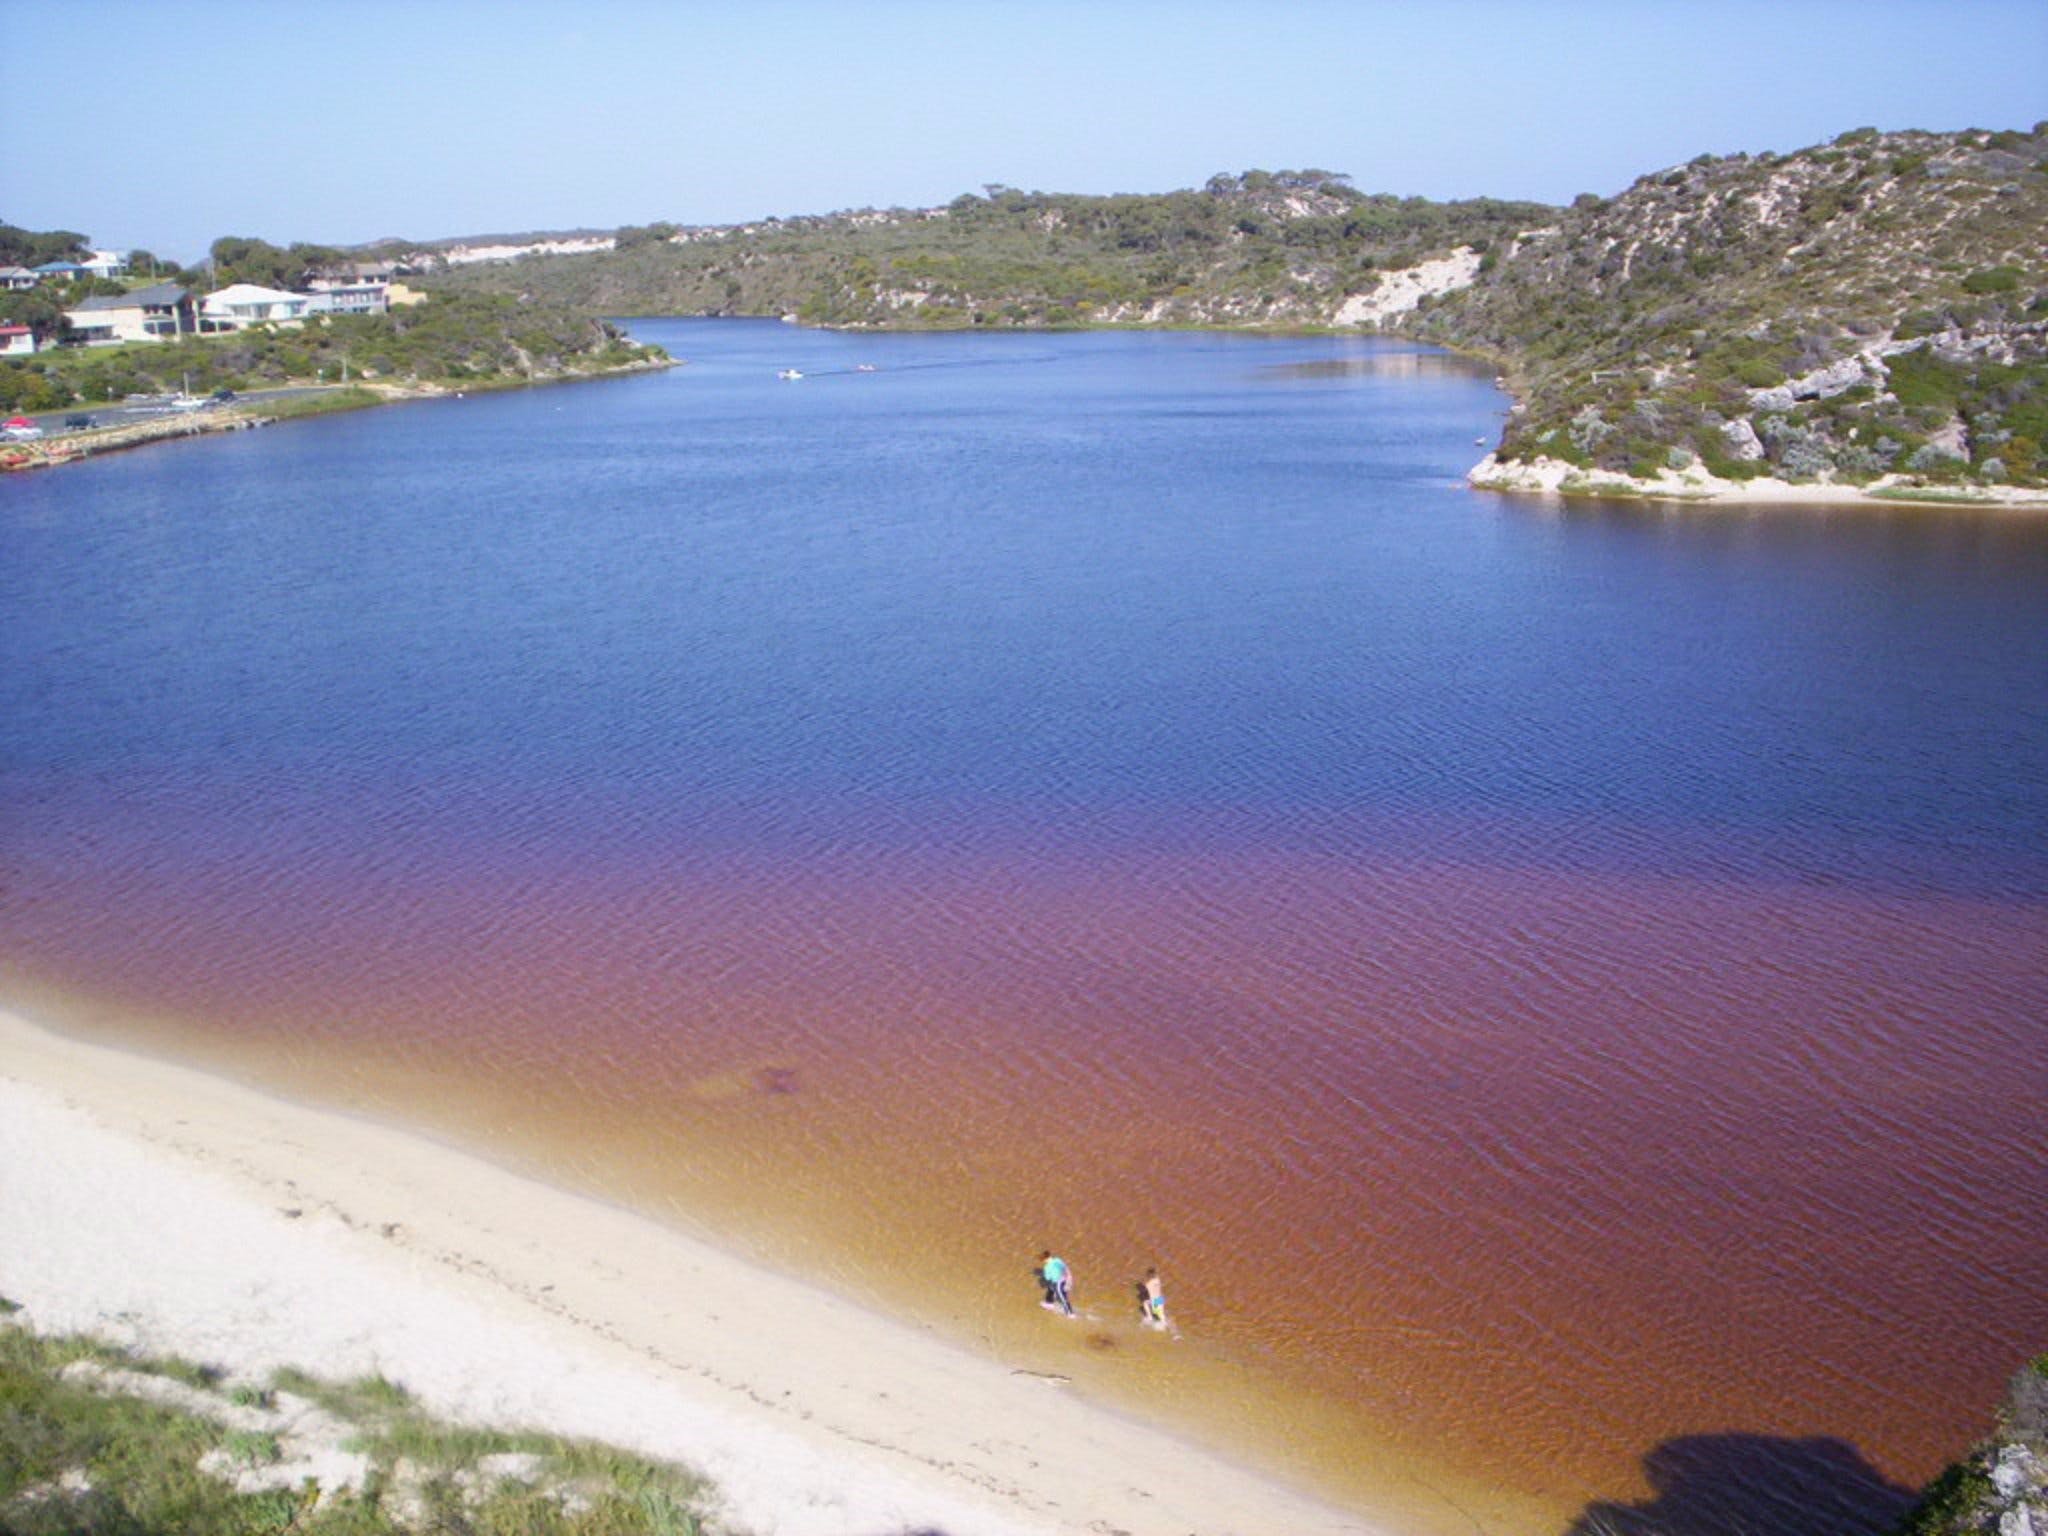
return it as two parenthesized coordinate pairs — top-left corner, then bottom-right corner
(1, 1330), (718, 1535)
(252, 387), (383, 421)
(220, 1428), (281, 1467)
(0, 1327), (254, 1535)
(143, 1354), (225, 1391)
(1866, 484), (1998, 504)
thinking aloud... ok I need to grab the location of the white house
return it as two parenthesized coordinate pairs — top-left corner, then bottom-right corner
(200, 283), (310, 330)
(83, 250), (130, 279)
(0, 324), (36, 356)
(0, 266), (36, 291)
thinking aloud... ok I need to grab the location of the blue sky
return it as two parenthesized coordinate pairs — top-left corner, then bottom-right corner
(5, 0), (2044, 262)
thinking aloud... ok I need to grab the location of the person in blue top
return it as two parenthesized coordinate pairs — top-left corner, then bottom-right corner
(1037, 1250), (1075, 1316)
(1140, 1266), (1168, 1329)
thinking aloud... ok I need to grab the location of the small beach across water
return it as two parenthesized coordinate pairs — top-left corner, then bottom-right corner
(0, 1005), (1395, 1536)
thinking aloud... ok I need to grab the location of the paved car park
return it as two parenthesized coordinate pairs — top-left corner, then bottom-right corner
(13, 387), (331, 435)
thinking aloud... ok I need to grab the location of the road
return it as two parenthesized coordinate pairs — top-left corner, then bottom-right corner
(8, 386), (336, 436)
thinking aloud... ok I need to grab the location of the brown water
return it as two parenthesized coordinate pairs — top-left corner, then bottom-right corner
(5, 322), (2046, 1533)
(7, 817), (2042, 1531)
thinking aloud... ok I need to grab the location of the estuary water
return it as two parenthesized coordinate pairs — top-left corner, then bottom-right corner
(4, 319), (2045, 1533)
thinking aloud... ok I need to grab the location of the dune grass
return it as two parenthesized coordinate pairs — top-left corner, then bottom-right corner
(0, 1318), (715, 1535)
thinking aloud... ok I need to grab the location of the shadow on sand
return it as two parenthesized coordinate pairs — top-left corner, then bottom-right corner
(1564, 1432), (1919, 1536)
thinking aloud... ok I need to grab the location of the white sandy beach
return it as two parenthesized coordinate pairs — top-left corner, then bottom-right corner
(0, 1006), (1385, 1536)
(1467, 451), (2048, 510)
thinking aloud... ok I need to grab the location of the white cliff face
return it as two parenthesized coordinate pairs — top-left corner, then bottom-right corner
(423, 237), (618, 267)
(1333, 247), (1483, 326)
(1747, 354), (1879, 413)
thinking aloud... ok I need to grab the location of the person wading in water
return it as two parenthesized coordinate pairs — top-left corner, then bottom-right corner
(1139, 1265), (1172, 1331)
(1037, 1250), (1075, 1316)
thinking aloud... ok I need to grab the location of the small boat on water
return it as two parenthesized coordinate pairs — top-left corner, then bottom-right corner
(777, 368), (804, 381)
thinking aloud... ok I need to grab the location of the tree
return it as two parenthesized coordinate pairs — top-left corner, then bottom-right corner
(0, 287), (69, 344)
(208, 236), (344, 290)
(0, 221), (91, 267)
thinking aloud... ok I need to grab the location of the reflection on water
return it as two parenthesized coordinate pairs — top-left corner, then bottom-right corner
(4, 320), (2046, 1530)
(1263, 350), (1494, 381)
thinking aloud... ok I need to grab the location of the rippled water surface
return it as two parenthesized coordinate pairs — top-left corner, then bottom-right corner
(4, 321), (2045, 1532)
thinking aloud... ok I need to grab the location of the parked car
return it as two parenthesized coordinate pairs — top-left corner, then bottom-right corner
(64, 413), (96, 430)
(210, 388), (237, 402)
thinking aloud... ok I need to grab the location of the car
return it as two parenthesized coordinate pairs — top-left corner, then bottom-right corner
(210, 388), (237, 402)
(64, 413), (96, 430)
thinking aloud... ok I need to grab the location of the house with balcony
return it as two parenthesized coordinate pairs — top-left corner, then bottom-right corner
(83, 250), (130, 279)
(305, 282), (390, 316)
(0, 266), (37, 291)
(63, 283), (198, 344)
(200, 283), (311, 331)
(302, 261), (394, 316)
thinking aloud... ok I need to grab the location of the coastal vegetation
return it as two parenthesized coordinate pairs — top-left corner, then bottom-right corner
(1409, 125), (2048, 491)
(11, 124), (2045, 493)
(419, 170), (1550, 329)
(0, 293), (666, 413)
(0, 1315), (718, 1535)
(419, 127), (2047, 493)
(1891, 1356), (2047, 1535)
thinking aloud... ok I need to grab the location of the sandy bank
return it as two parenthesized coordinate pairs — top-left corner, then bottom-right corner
(1468, 452), (2048, 511)
(0, 1008), (1384, 1536)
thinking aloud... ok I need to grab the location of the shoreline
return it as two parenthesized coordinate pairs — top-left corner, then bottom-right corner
(0, 358), (677, 474)
(0, 1005), (1388, 1536)
(1466, 451), (2048, 512)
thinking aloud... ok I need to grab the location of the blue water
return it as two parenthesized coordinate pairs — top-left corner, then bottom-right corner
(5, 321), (2046, 893)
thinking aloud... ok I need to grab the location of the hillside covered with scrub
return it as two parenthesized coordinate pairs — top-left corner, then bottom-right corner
(1413, 125), (2048, 492)
(422, 170), (1551, 329)
(424, 126), (2048, 493)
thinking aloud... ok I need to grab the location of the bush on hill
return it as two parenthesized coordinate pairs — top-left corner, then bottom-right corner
(0, 293), (665, 410)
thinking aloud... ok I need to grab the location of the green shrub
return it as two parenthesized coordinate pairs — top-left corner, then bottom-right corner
(1961, 266), (2024, 295)
(1885, 348), (1968, 411)
(1892, 1461), (1992, 1536)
